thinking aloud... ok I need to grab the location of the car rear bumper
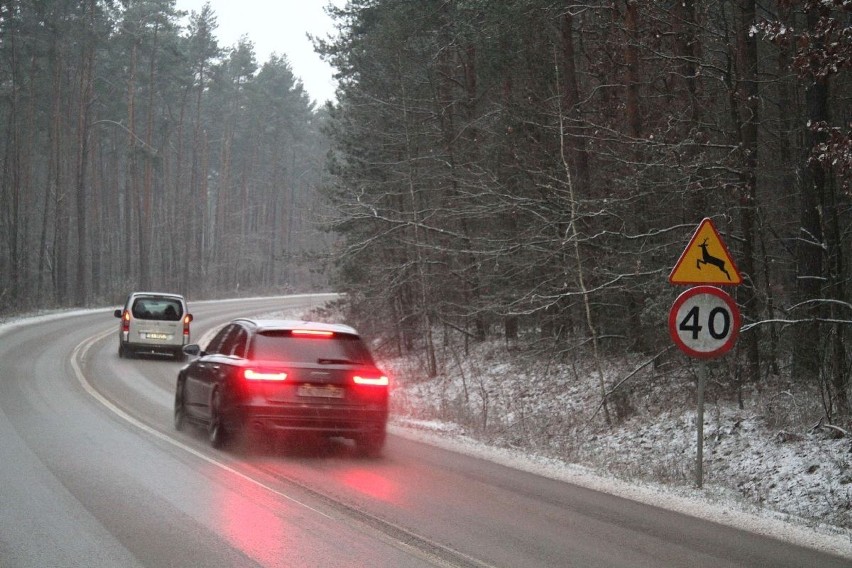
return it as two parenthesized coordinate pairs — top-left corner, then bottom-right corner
(124, 341), (184, 355)
(233, 404), (387, 435)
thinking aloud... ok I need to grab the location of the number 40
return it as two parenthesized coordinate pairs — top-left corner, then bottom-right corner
(679, 306), (730, 340)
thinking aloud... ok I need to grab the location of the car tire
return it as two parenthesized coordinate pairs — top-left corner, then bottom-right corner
(208, 388), (229, 449)
(174, 379), (187, 431)
(174, 349), (186, 363)
(118, 343), (126, 358)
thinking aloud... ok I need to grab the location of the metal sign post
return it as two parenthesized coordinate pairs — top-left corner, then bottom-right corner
(696, 362), (707, 488)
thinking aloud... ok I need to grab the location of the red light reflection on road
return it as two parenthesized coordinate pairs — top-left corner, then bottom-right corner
(216, 478), (292, 565)
(339, 469), (399, 502)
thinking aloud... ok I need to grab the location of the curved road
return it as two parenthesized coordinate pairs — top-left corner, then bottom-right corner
(0, 295), (848, 567)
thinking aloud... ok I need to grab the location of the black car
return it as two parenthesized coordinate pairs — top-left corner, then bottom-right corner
(174, 319), (389, 456)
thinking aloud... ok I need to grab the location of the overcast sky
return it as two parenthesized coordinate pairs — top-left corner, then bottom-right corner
(173, 0), (343, 105)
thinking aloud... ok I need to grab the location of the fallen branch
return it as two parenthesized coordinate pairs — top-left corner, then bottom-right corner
(810, 417), (849, 438)
(822, 424), (850, 438)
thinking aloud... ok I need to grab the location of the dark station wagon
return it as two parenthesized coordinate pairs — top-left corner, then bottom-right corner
(174, 319), (389, 456)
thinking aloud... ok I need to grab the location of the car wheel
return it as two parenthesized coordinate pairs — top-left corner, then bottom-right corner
(208, 388), (228, 449)
(174, 350), (187, 363)
(174, 379), (187, 431)
(118, 343), (126, 358)
(356, 428), (386, 458)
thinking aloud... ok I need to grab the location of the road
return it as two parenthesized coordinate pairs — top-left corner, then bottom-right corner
(0, 294), (848, 567)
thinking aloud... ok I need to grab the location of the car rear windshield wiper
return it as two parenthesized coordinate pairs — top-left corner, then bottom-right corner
(317, 358), (357, 365)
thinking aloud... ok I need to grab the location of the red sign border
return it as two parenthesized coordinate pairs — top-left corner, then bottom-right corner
(668, 286), (741, 359)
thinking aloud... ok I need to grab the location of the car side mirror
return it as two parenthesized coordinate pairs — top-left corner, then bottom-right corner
(113, 309), (122, 318)
(183, 344), (202, 357)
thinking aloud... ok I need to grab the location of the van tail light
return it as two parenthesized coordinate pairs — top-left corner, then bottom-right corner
(122, 310), (130, 333)
(183, 314), (191, 338)
(353, 374), (389, 386)
(244, 368), (288, 381)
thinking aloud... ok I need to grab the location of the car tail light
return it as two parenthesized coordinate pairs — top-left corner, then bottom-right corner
(292, 329), (334, 337)
(353, 373), (389, 386)
(244, 368), (288, 381)
(183, 314), (191, 337)
(121, 310), (130, 333)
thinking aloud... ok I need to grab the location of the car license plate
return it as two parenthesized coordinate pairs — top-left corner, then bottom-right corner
(298, 384), (344, 399)
(146, 332), (169, 340)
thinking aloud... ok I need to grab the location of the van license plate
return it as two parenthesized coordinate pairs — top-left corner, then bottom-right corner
(146, 333), (169, 340)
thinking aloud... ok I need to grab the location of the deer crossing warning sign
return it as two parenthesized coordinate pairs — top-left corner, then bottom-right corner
(668, 218), (743, 285)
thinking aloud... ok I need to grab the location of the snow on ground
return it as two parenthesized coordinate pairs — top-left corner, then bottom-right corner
(378, 337), (852, 560)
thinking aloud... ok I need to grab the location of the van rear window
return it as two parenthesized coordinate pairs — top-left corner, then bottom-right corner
(132, 298), (183, 321)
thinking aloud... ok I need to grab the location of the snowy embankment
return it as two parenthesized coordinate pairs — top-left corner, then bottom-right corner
(379, 338), (852, 559)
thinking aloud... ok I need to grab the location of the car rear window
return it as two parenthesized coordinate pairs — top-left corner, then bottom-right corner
(131, 298), (184, 321)
(249, 332), (375, 365)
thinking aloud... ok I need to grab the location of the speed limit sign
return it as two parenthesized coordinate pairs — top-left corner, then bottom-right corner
(669, 286), (740, 359)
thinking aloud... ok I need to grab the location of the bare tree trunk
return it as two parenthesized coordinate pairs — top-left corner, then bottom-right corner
(1, 7), (21, 306)
(623, 0), (648, 354)
(560, 12), (590, 194)
(126, 40), (139, 286)
(74, 0), (97, 306)
(673, 0), (708, 215)
(556, 48), (610, 426)
(735, 0), (761, 384)
(400, 66), (437, 377)
(140, 22), (161, 290)
(186, 60), (205, 297)
(794, 4), (848, 416)
(21, 49), (37, 305)
(50, 36), (68, 305)
(40, 33), (64, 304)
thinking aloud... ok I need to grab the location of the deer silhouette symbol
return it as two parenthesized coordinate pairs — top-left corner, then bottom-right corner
(696, 238), (731, 280)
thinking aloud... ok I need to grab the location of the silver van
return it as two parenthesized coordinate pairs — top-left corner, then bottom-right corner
(114, 292), (193, 360)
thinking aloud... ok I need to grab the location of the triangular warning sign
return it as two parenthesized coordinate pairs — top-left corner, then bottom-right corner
(668, 218), (742, 285)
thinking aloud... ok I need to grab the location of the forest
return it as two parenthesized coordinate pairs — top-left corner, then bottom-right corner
(316, 0), (851, 426)
(0, 1), (850, 427)
(0, 0), (330, 314)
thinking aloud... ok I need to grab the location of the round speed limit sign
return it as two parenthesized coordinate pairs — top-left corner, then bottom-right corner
(669, 286), (740, 359)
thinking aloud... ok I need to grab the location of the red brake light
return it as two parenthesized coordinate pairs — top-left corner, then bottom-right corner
(183, 314), (191, 336)
(122, 310), (130, 332)
(244, 368), (288, 381)
(292, 329), (334, 337)
(353, 374), (389, 386)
